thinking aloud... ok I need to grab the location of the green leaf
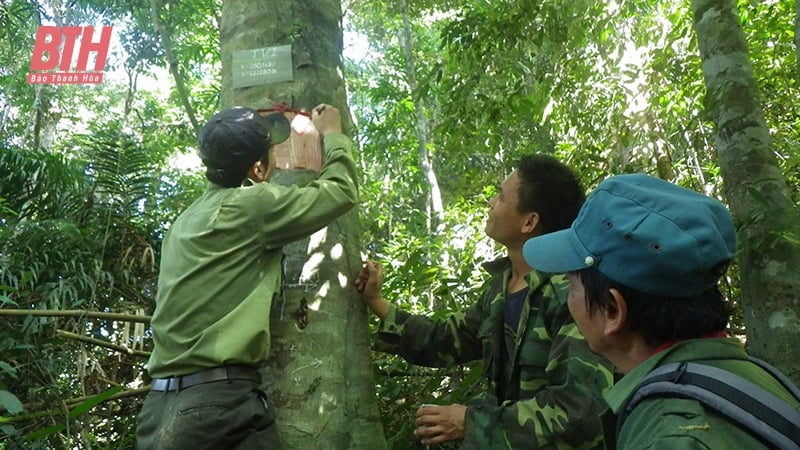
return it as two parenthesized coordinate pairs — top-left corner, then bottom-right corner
(19, 271), (35, 286)
(23, 423), (66, 441)
(746, 186), (772, 208)
(0, 295), (19, 307)
(0, 390), (23, 415)
(0, 361), (17, 378)
(781, 231), (800, 245)
(68, 385), (124, 418)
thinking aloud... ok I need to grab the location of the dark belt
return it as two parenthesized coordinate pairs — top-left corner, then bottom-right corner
(150, 365), (260, 392)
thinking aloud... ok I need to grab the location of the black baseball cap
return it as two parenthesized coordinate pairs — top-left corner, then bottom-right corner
(198, 106), (291, 171)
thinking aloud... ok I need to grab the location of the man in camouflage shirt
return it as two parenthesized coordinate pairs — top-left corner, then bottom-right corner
(522, 174), (800, 449)
(356, 154), (614, 449)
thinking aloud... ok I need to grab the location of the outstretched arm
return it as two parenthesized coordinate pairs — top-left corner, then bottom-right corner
(355, 260), (391, 320)
(254, 104), (359, 247)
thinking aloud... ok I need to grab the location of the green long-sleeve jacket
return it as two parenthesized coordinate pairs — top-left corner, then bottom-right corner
(603, 337), (800, 449)
(376, 257), (614, 449)
(147, 133), (358, 379)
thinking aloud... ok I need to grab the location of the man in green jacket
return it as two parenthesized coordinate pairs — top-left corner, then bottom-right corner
(136, 104), (358, 450)
(523, 174), (800, 449)
(357, 154), (614, 449)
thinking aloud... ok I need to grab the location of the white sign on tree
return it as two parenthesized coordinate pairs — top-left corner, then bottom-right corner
(232, 45), (293, 88)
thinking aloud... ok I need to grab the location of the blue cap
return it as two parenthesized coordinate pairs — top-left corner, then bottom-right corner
(522, 174), (736, 297)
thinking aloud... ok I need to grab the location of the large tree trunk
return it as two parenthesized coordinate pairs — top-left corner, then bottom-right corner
(219, 1), (387, 448)
(691, 0), (800, 384)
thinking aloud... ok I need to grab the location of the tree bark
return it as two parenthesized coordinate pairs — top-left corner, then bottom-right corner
(219, 1), (387, 448)
(691, 0), (800, 384)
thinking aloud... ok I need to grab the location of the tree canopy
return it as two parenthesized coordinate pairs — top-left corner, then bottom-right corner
(1, 0), (798, 447)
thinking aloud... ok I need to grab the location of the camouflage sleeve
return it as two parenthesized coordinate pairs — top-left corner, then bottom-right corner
(463, 288), (614, 449)
(373, 301), (486, 367)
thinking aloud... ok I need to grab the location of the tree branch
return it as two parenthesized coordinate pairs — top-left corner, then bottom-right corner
(0, 309), (150, 324)
(55, 329), (150, 358)
(149, 0), (200, 132)
(64, 387), (150, 406)
(5, 388), (151, 424)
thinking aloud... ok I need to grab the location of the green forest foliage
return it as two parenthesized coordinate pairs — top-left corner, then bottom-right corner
(1, 0), (798, 447)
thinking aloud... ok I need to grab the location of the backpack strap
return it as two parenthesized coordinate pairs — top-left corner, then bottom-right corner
(616, 361), (800, 450)
(747, 356), (800, 401)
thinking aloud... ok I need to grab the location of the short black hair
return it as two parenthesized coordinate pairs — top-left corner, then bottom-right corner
(577, 267), (731, 347)
(516, 154), (585, 234)
(205, 163), (256, 188)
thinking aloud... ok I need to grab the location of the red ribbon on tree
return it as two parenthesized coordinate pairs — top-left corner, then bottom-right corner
(257, 102), (311, 118)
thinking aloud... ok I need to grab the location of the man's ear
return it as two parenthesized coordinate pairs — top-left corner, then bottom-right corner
(248, 161), (265, 182)
(603, 288), (628, 336)
(521, 212), (540, 234)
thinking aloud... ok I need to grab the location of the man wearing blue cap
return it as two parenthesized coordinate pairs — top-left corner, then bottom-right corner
(136, 104), (358, 449)
(522, 174), (800, 449)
